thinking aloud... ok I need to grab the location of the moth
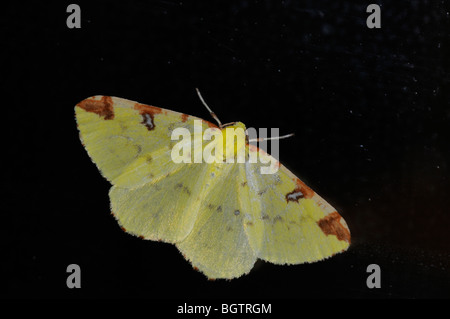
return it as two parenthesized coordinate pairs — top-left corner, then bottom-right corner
(75, 91), (350, 279)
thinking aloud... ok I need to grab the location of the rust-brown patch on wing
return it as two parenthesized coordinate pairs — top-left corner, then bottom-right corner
(77, 96), (114, 120)
(248, 144), (258, 153)
(134, 103), (163, 115)
(181, 113), (189, 122)
(286, 178), (314, 202)
(134, 103), (164, 131)
(202, 120), (218, 129)
(317, 212), (351, 243)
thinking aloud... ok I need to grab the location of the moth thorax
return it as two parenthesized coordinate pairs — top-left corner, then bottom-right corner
(221, 122), (247, 159)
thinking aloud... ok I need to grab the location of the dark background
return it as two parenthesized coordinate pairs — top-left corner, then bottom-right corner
(3, 0), (449, 300)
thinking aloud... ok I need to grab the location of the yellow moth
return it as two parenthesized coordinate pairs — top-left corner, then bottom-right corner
(75, 93), (351, 280)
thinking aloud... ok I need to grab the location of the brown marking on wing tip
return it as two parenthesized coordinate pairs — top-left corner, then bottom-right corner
(181, 113), (189, 122)
(193, 266), (199, 271)
(295, 178), (315, 198)
(134, 103), (163, 131)
(138, 235), (145, 239)
(317, 212), (351, 243)
(77, 96), (114, 120)
(110, 211), (115, 216)
(120, 226), (127, 232)
(208, 278), (216, 281)
(286, 178), (314, 202)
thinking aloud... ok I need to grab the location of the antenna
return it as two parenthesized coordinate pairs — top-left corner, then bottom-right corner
(196, 88), (223, 128)
(248, 133), (295, 143)
(195, 89), (294, 141)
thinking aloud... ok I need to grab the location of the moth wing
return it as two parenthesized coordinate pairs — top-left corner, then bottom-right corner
(109, 162), (211, 243)
(75, 95), (217, 188)
(176, 163), (257, 279)
(241, 146), (351, 264)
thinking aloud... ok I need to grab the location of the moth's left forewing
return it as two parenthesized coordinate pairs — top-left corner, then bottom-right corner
(75, 96), (218, 189)
(243, 145), (350, 265)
